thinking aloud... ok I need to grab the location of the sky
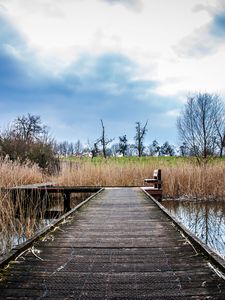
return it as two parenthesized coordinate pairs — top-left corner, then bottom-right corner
(0, 0), (225, 146)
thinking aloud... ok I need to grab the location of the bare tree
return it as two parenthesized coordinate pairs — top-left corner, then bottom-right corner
(68, 142), (75, 156)
(57, 141), (69, 156)
(215, 115), (225, 157)
(177, 93), (225, 161)
(13, 114), (46, 142)
(74, 140), (83, 156)
(0, 114), (59, 172)
(134, 121), (148, 157)
(98, 120), (113, 158)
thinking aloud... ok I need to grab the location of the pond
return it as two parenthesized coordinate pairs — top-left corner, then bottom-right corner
(0, 192), (92, 257)
(162, 199), (225, 259)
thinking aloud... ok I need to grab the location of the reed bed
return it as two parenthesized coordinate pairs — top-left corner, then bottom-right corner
(0, 157), (45, 187)
(58, 158), (162, 186)
(58, 157), (225, 200)
(0, 189), (62, 256)
(163, 162), (225, 200)
(0, 158), (47, 256)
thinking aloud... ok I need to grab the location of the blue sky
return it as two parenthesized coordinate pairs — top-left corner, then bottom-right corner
(0, 0), (225, 146)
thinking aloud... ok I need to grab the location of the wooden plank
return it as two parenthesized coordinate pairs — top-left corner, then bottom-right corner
(9, 186), (101, 193)
(10, 182), (55, 189)
(144, 179), (162, 183)
(0, 188), (225, 299)
(7, 184), (102, 215)
(0, 188), (104, 268)
(142, 188), (225, 274)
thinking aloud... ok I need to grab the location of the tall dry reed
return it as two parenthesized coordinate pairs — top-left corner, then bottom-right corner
(0, 158), (47, 256)
(0, 157), (45, 188)
(163, 162), (225, 200)
(58, 158), (225, 200)
(58, 159), (160, 186)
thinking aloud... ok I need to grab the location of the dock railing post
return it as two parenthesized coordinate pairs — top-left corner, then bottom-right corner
(63, 191), (71, 212)
(156, 169), (161, 190)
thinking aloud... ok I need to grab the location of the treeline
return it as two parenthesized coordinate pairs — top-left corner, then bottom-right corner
(56, 120), (175, 158)
(0, 114), (176, 174)
(56, 139), (175, 158)
(1, 92), (225, 172)
(57, 91), (225, 161)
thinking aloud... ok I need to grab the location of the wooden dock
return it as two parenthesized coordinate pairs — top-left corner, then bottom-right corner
(1, 188), (225, 299)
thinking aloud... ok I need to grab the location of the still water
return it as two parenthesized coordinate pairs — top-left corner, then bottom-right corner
(0, 193), (92, 257)
(163, 200), (225, 259)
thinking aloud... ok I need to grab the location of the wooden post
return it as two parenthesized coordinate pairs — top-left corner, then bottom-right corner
(11, 189), (20, 217)
(156, 169), (161, 189)
(63, 192), (71, 212)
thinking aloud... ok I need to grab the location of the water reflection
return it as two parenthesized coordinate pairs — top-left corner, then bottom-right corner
(163, 200), (225, 259)
(0, 192), (92, 257)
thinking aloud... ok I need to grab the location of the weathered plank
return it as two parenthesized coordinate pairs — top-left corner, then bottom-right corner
(0, 188), (225, 299)
(8, 184), (101, 214)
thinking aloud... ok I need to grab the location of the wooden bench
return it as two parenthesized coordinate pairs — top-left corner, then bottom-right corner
(144, 169), (162, 201)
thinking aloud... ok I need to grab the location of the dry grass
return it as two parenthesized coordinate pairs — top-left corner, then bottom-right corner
(58, 157), (225, 200)
(0, 189), (55, 256)
(0, 157), (45, 187)
(163, 163), (225, 200)
(0, 158), (47, 256)
(58, 159), (154, 186)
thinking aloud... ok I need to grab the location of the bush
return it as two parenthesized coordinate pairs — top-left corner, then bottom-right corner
(0, 114), (60, 174)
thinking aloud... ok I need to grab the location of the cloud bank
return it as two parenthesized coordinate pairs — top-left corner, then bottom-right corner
(175, 1), (225, 57)
(0, 13), (180, 143)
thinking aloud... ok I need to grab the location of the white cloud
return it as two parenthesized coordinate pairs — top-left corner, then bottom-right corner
(0, 1), (207, 58)
(174, 0), (225, 58)
(100, 0), (143, 11)
(1, 0), (225, 100)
